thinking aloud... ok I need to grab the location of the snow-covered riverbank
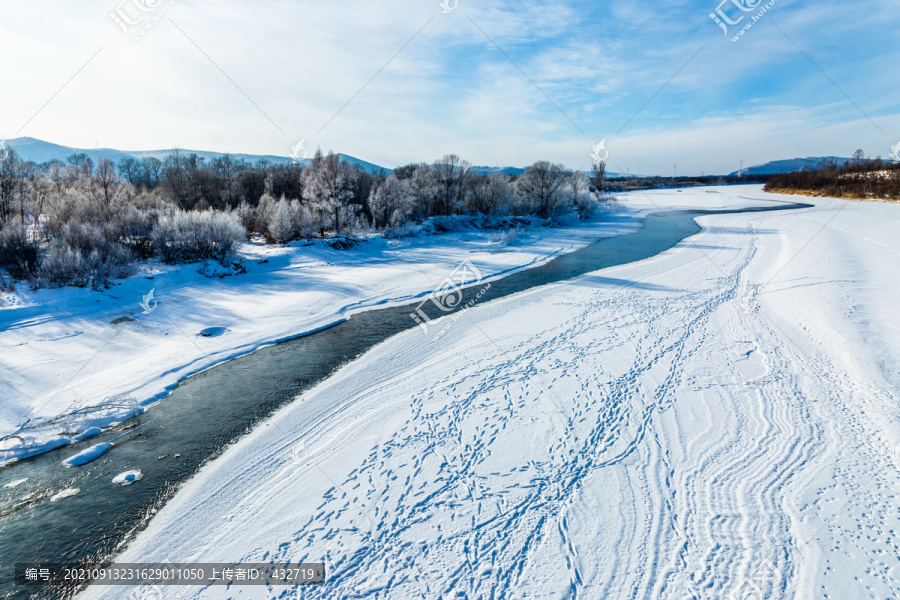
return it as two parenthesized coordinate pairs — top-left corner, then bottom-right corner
(3, 205), (654, 465)
(76, 185), (900, 599)
(3, 188), (792, 466)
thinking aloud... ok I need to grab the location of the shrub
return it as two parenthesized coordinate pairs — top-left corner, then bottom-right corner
(0, 221), (39, 280)
(235, 200), (262, 236)
(575, 193), (600, 220)
(267, 198), (319, 244)
(467, 173), (513, 216)
(130, 187), (174, 211)
(57, 221), (110, 254)
(39, 244), (136, 289)
(109, 206), (157, 259)
(37, 220), (137, 289)
(491, 228), (521, 246)
(152, 210), (245, 264)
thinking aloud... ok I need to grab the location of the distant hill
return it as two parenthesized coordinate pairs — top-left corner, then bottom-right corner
(729, 156), (853, 176)
(2, 137), (392, 175)
(471, 166), (527, 176)
(4, 137), (634, 178)
(471, 165), (631, 178)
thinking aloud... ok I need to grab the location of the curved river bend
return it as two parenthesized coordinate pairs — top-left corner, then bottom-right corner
(0, 202), (810, 599)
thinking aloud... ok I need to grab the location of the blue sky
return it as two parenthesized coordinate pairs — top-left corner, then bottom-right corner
(1, 0), (898, 174)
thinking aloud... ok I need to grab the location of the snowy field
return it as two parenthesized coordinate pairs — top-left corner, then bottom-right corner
(76, 185), (900, 599)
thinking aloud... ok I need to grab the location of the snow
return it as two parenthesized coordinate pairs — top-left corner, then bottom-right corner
(1, 210), (643, 466)
(61, 442), (113, 467)
(78, 185), (900, 599)
(3, 478), (27, 488)
(49, 488), (80, 502)
(111, 470), (143, 486)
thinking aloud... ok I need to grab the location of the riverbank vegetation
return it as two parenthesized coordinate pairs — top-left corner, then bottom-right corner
(764, 153), (900, 201)
(0, 149), (615, 290)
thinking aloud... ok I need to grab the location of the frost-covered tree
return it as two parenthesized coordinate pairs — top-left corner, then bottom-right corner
(268, 198), (300, 244)
(0, 149), (24, 223)
(267, 197), (319, 244)
(570, 171), (589, 203)
(151, 209), (245, 264)
(25, 163), (51, 222)
(407, 164), (438, 220)
(369, 175), (414, 228)
(302, 152), (359, 235)
(0, 221), (39, 279)
(571, 171), (600, 219)
(517, 161), (570, 218)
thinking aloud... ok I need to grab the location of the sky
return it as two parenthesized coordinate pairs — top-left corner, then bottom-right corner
(1, 0), (898, 175)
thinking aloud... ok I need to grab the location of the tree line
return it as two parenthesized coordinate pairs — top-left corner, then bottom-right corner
(764, 152), (900, 200)
(0, 148), (612, 290)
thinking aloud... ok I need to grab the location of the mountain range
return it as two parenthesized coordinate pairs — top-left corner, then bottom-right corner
(727, 156), (853, 176)
(4, 138), (631, 177)
(1, 137), (390, 175)
(1, 138), (853, 179)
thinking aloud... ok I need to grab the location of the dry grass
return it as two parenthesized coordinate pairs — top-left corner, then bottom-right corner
(764, 160), (900, 202)
(766, 187), (900, 202)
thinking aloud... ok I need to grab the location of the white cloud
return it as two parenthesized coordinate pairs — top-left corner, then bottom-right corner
(0, 0), (897, 174)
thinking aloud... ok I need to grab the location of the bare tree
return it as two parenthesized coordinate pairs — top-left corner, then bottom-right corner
(0, 149), (23, 223)
(590, 161), (606, 193)
(212, 154), (241, 207)
(432, 154), (471, 216)
(467, 173), (512, 215)
(25, 163), (51, 222)
(143, 157), (163, 188)
(94, 158), (119, 207)
(117, 157), (141, 187)
(67, 153), (94, 178)
(162, 151), (209, 209)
